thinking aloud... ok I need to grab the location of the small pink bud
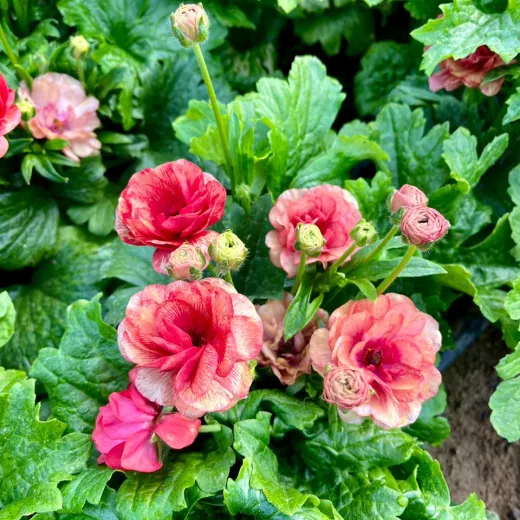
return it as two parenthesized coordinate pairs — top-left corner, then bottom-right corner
(167, 244), (208, 280)
(323, 366), (370, 409)
(391, 185), (428, 214)
(401, 207), (450, 248)
(171, 3), (210, 48)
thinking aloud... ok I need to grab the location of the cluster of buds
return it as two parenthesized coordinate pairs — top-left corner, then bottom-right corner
(170, 4), (210, 48)
(390, 184), (449, 249)
(294, 223), (326, 257)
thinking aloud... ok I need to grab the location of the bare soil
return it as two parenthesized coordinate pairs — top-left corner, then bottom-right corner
(431, 328), (520, 519)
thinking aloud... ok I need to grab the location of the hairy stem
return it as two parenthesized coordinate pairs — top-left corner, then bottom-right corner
(376, 245), (416, 296)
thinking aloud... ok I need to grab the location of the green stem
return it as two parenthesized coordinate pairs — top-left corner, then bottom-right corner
(75, 55), (86, 86)
(192, 43), (234, 187)
(292, 252), (308, 295)
(329, 243), (357, 273)
(361, 225), (399, 266)
(224, 271), (235, 287)
(200, 424), (222, 433)
(376, 245), (416, 296)
(0, 22), (24, 83)
(207, 264), (219, 277)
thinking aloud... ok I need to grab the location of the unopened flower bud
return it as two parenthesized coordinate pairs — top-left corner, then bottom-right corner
(210, 230), (247, 272)
(294, 223), (325, 258)
(16, 99), (34, 121)
(167, 244), (208, 280)
(170, 3), (210, 48)
(390, 184), (428, 214)
(350, 219), (377, 247)
(401, 207), (450, 249)
(70, 35), (90, 59)
(323, 367), (370, 410)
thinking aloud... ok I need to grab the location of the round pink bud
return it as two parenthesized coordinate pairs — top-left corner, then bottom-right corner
(323, 366), (370, 410)
(391, 185), (428, 214)
(167, 244), (208, 280)
(401, 207), (450, 248)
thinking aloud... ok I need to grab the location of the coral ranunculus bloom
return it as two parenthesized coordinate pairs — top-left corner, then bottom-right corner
(19, 73), (101, 162)
(93, 385), (200, 473)
(310, 294), (442, 429)
(116, 160), (226, 274)
(266, 185), (361, 277)
(0, 73), (21, 158)
(119, 278), (263, 418)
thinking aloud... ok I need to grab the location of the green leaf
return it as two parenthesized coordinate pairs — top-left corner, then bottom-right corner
(442, 128), (508, 192)
(174, 99), (226, 146)
(0, 187), (59, 270)
(490, 377), (520, 441)
(355, 42), (419, 116)
(255, 56), (345, 196)
(116, 448), (235, 520)
(30, 297), (130, 433)
(496, 343), (520, 380)
(375, 104), (450, 193)
(0, 291), (15, 348)
(405, 0), (443, 20)
(233, 194), (286, 301)
(449, 494), (486, 519)
(291, 134), (389, 189)
(284, 277), (323, 340)
(504, 88), (520, 125)
(0, 369), (90, 518)
(348, 278), (377, 301)
(21, 154), (69, 184)
(412, 0), (520, 75)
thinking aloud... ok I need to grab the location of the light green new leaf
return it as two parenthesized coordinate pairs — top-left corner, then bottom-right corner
(30, 297), (130, 433)
(496, 343), (520, 381)
(504, 88), (520, 125)
(0, 369), (90, 518)
(449, 493), (486, 520)
(442, 128), (508, 192)
(412, 0), (520, 75)
(0, 291), (15, 348)
(490, 377), (520, 442)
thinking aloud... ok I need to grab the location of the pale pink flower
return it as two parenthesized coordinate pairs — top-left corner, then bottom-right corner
(255, 292), (328, 385)
(0, 73), (21, 158)
(92, 385), (200, 473)
(309, 294), (442, 429)
(429, 46), (510, 96)
(167, 243), (209, 280)
(323, 367), (370, 409)
(19, 73), (101, 162)
(391, 184), (428, 214)
(119, 278), (263, 418)
(401, 207), (450, 248)
(266, 185), (361, 277)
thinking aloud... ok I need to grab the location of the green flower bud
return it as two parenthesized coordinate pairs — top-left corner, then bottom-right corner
(210, 230), (248, 272)
(70, 35), (90, 59)
(16, 99), (35, 121)
(294, 223), (325, 258)
(350, 220), (378, 247)
(170, 3), (210, 48)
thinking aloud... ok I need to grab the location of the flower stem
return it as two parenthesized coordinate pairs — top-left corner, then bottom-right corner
(361, 225), (399, 266)
(199, 424), (222, 433)
(224, 271), (235, 287)
(75, 55), (86, 86)
(192, 43), (234, 186)
(329, 243), (357, 273)
(376, 245), (416, 296)
(292, 252), (308, 295)
(0, 22), (26, 84)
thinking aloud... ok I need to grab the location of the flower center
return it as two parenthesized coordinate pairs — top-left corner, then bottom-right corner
(191, 331), (207, 347)
(362, 347), (383, 369)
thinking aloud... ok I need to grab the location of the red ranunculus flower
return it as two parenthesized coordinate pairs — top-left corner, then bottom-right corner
(93, 384), (200, 473)
(116, 160), (227, 274)
(0, 73), (21, 158)
(119, 278), (263, 417)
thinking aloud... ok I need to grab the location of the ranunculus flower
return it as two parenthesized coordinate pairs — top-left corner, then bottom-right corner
(255, 292), (328, 385)
(167, 243), (209, 280)
(401, 206), (450, 248)
(116, 160), (226, 275)
(309, 294), (442, 429)
(323, 366), (370, 409)
(93, 385), (200, 473)
(0, 73), (21, 158)
(171, 3), (210, 47)
(391, 185), (428, 214)
(429, 46), (510, 96)
(19, 73), (101, 162)
(119, 278), (263, 418)
(266, 185), (361, 277)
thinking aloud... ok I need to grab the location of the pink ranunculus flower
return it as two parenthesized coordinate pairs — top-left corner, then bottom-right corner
(167, 243), (209, 280)
(255, 292), (328, 385)
(0, 73), (21, 158)
(116, 160), (226, 275)
(323, 366), (371, 409)
(429, 46), (510, 96)
(19, 73), (101, 162)
(391, 184), (428, 214)
(92, 385), (200, 473)
(401, 206), (450, 248)
(266, 185), (361, 277)
(119, 278), (263, 418)
(309, 294), (442, 429)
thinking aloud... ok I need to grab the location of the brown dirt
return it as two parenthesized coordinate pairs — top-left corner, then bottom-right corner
(431, 328), (520, 519)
